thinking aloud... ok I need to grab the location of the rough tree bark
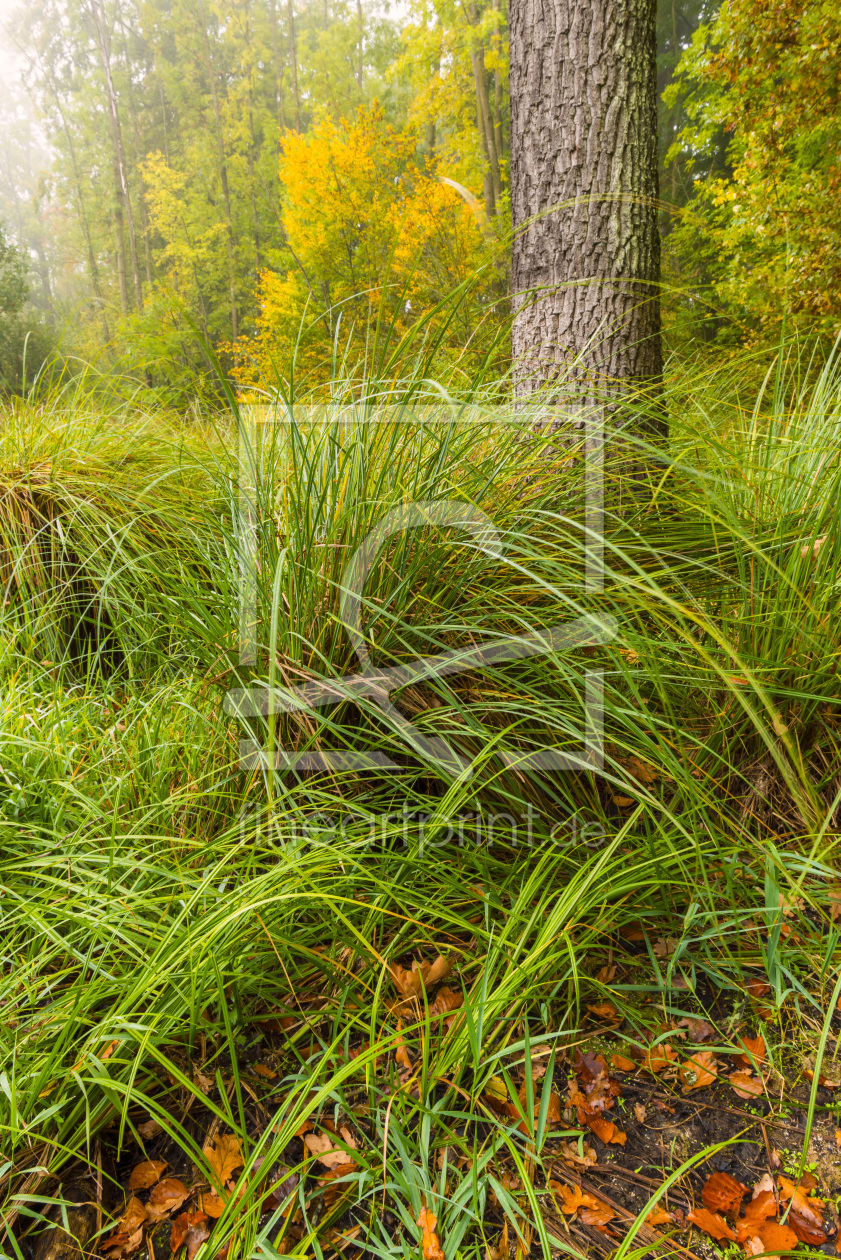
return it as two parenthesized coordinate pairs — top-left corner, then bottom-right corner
(509, 0), (663, 423)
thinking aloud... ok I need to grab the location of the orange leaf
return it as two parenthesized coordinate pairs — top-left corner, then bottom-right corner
(587, 1002), (621, 1024)
(101, 1198), (146, 1257)
(753, 1220), (799, 1251)
(203, 1134), (244, 1189)
(679, 1051), (717, 1092)
(430, 986), (463, 1017)
(303, 1126), (358, 1170)
(587, 1115), (626, 1145)
(171, 1209), (210, 1258)
(253, 1064), (277, 1079)
(200, 1192), (226, 1219)
(146, 1178), (190, 1221)
(610, 1053), (635, 1072)
(730, 1070), (764, 1099)
(735, 1190), (777, 1242)
(580, 1202), (616, 1234)
(702, 1171), (746, 1217)
(688, 1207), (737, 1242)
(128, 1160), (167, 1191)
(733, 1035), (766, 1068)
(417, 1206), (445, 1260)
(646, 1208), (674, 1226)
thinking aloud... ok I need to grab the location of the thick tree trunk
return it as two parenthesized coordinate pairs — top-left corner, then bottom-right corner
(509, 0), (662, 414)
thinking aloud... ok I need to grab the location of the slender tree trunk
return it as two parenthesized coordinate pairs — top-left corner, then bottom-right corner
(509, 0), (662, 415)
(288, 0), (301, 131)
(471, 42), (502, 211)
(112, 156), (129, 315)
(491, 0), (505, 161)
(270, 0), (288, 131)
(356, 0), (364, 87)
(92, 0), (143, 313)
(196, 0), (239, 338)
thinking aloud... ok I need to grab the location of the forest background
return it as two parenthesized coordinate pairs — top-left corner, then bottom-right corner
(0, 0), (838, 397)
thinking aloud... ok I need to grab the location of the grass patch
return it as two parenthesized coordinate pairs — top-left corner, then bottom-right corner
(1, 349), (840, 1259)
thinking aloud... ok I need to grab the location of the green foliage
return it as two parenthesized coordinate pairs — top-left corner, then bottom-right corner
(0, 220), (56, 392)
(665, 0), (841, 346)
(1, 346), (841, 1255)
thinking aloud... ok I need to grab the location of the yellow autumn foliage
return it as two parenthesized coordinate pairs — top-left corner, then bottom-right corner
(231, 105), (500, 390)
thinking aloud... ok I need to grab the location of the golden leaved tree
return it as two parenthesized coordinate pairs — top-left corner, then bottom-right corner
(230, 105), (500, 390)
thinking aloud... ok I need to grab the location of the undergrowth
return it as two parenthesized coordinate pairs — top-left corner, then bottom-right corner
(0, 345), (839, 1259)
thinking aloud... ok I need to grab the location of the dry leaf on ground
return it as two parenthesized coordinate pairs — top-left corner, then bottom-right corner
(138, 1118), (162, 1140)
(677, 1017), (715, 1042)
(557, 1140), (597, 1168)
(610, 1053), (635, 1072)
(171, 1209), (210, 1259)
(688, 1207), (738, 1242)
(203, 1134), (244, 1188)
(253, 1064), (276, 1079)
(733, 1034), (765, 1067)
(679, 1051), (718, 1092)
(128, 1159), (167, 1191)
(587, 1115), (626, 1145)
(417, 1206), (445, 1260)
(730, 1070), (764, 1098)
(200, 1191), (226, 1219)
(702, 1171), (747, 1217)
(587, 1002), (621, 1025)
(390, 955), (450, 998)
(146, 1178), (191, 1221)
(550, 1180), (601, 1215)
(734, 1190), (777, 1242)
(101, 1198), (147, 1256)
(749, 1220), (799, 1253)
(646, 1208), (674, 1226)
(304, 1126), (358, 1170)
(430, 986), (463, 1016)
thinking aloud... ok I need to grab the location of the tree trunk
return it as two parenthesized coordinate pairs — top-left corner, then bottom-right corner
(92, 0), (144, 313)
(509, 0), (663, 418)
(196, 0), (239, 339)
(288, 0), (301, 132)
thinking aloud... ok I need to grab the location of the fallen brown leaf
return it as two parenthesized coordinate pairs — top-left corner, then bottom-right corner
(610, 1053), (636, 1072)
(417, 1206), (445, 1260)
(730, 1070), (764, 1099)
(145, 1178), (190, 1222)
(184, 1212), (210, 1260)
(128, 1160), (167, 1191)
(557, 1139), (597, 1169)
(587, 1002), (621, 1024)
(733, 1035), (766, 1068)
(137, 1118), (162, 1140)
(200, 1192), (226, 1219)
(253, 1064), (276, 1079)
(430, 986), (463, 1017)
(703, 1170), (746, 1217)
(203, 1134), (244, 1189)
(734, 1190), (776, 1242)
(633, 1103), (647, 1123)
(304, 1126), (358, 1170)
(751, 1220), (798, 1252)
(171, 1209), (210, 1258)
(580, 1202), (616, 1234)
(587, 1115), (626, 1145)
(101, 1198), (147, 1257)
(679, 1050), (717, 1092)
(646, 1207), (674, 1227)
(688, 1206), (737, 1242)
(677, 1017), (715, 1042)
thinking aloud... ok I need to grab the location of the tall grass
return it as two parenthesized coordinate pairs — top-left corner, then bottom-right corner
(0, 344), (839, 1258)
